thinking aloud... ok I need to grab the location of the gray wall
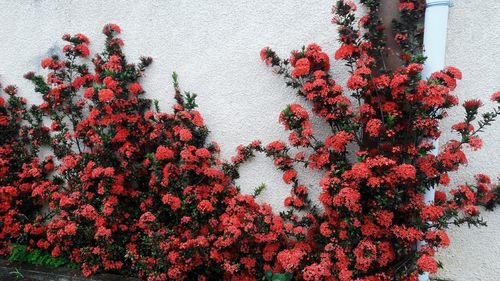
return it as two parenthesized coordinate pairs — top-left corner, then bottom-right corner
(0, 1), (498, 280)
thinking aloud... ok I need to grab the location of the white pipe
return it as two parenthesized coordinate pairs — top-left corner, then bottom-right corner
(422, 0), (452, 213)
(419, 1), (452, 280)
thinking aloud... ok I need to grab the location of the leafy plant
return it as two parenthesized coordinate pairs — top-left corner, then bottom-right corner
(9, 268), (23, 279)
(263, 270), (293, 281)
(8, 244), (77, 269)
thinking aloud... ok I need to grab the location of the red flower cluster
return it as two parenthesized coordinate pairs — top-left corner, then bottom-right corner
(0, 84), (53, 256)
(279, 103), (313, 147)
(0, 25), (291, 280)
(253, 0), (500, 279)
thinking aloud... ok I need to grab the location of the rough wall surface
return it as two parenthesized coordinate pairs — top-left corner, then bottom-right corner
(0, 0), (498, 280)
(435, 1), (500, 280)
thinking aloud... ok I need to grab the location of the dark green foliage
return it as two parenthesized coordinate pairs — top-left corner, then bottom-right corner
(8, 244), (78, 269)
(253, 183), (267, 198)
(263, 270), (293, 281)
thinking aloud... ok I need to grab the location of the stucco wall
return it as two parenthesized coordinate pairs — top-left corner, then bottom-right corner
(434, 1), (500, 280)
(0, 1), (498, 280)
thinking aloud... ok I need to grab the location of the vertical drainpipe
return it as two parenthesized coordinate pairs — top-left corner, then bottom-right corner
(419, 1), (453, 280)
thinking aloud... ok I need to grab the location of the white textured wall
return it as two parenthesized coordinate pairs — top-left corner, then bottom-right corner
(0, 1), (498, 280)
(435, 1), (500, 280)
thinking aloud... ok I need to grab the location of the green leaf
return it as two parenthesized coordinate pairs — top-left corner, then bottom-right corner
(253, 183), (267, 198)
(172, 71), (179, 86)
(264, 270), (273, 280)
(273, 273), (287, 281)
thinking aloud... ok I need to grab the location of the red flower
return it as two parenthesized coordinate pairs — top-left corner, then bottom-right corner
(155, 146), (174, 161)
(407, 63), (423, 74)
(491, 91), (500, 102)
(139, 212), (156, 225)
(74, 33), (90, 44)
(366, 119), (382, 137)
(334, 44), (356, 60)
(266, 140), (286, 152)
(439, 173), (451, 186)
(291, 58), (311, 77)
(347, 74), (367, 90)
(417, 255), (438, 274)
(128, 82), (143, 95)
(354, 239), (377, 271)
(103, 23), (121, 36)
(421, 205), (444, 221)
(426, 230), (450, 247)
(41, 58), (53, 69)
(260, 47), (269, 61)
(61, 155), (79, 171)
(3, 85), (17, 95)
(195, 148), (211, 158)
(84, 88), (95, 99)
(98, 89), (114, 102)
(161, 194), (182, 211)
(375, 210), (394, 228)
(464, 205), (479, 216)
(444, 66), (462, 80)
(392, 164), (417, 181)
(390, 73), (408, 88)
(475, 173), (491, 184)
(468, 136), (482, 150)
(283, 169), (297, 184)
(104, 55), (122, 72)
(399, 2), (415, 11)
(373, 75), (390, 88)
(103, 76), (119, 90)
(333, 187), (361, 212)
(75, 44), (90, 57)
(179, 128), (192, 141)
(64, 223), (77, 235)
(463, 99), (482, 111)
(197, 200), (213, 213)
(260, 47), (272, 65)
(325, 131), (353, 152)
(277, 249), (305, 272)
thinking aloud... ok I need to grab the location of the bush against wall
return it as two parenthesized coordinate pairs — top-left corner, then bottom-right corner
(0, 25), (290, 280)
(0, 1), (499, 281)
(245, 0), (500, 279)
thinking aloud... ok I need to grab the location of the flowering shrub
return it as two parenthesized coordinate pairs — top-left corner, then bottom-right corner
(0, 25), (289, 280)
(0, 83), (51, 256)
(247, 0), (500, 280)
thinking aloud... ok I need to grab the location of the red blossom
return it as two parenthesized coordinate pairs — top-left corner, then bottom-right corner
(334, 44), (356, 60)
(399, 2), (415, 11)
(98, 89), (114, 102)
(417, 254), (438, 274)
(155, 146), (174, 161)
(491, 91), (500, 102)
(197, 200), (214, 213)
(420, 205), (444, 221)
(276, 249), (305, 272)
(102, 23), (121, 36)
(283, 169), (297, 184)
(128, 82), (143, 95)
(179, 128), (192, 141)
(260, 47), (273, 65)
(366, 118), (382, 137)
(463, 99), (482, 111)
(291, 58), (311, 77)
(444, 66), (462, 80)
